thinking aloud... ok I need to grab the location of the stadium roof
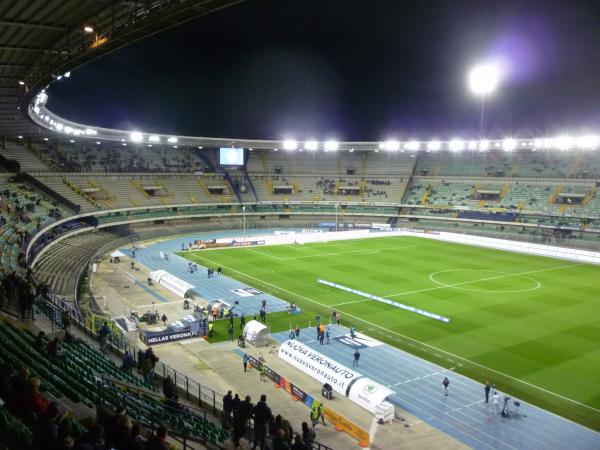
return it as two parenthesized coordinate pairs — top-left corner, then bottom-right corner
(0, 0), (244, 138)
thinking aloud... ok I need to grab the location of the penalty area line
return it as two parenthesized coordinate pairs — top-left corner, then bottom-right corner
(189, 253), (600, 415)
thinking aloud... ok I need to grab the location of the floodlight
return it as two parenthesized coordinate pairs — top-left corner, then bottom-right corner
(122, 143), (127, 146)
(83, 25), (94, 33)
(553, 135), (574, 150)
(576, 135), (600, 149)
(304, 140), (318, 151)
(18, 80), (25, 86)
(324, 140), (339, 151)
(148, 135), (160, 142)
(167, 137), (177, 143)
(55, 123), (63, 131)
(383, 140), (400, 151)
(479, 140), (490, 151)
(64, 126), (73, 134)
(130, 131), (144, 142)
(283, 139), (297, 150)
(17, 135), (23, 139)
(198, 146), (203, 149)
(405, 141), (420, 151)
(64, 72), (70, 78)
(84, 128), (97, 135)
(43, 137), (48, 141)
(349, 148), (355, 153)
(449, 139), (465, 152)
(468, 63), (500, 96)
(69, 139), (75, 143)
(57, 75), (62, 80)
(427, 140), (441, 151)
(502, 138), (517, 151)
(467, 141), (477, 150)
(147, 144), (153, 147)
(73, 129), (82, 136)
(95, 141), (101, 145)
(173, 145), (178, 148)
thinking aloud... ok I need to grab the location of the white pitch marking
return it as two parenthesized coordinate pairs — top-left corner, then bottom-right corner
(247, 245), (415, 261)
(190, 254), (600, 414)
(384, 263), (578, 298)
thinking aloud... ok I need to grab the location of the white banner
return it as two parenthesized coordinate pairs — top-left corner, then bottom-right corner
(348, 377), (395, 414)
(278, 339), (360, 395)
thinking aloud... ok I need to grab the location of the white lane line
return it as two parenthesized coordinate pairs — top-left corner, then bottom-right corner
(189, 253), (600, 415)
(391, 367), (455, 387)
(138, 299), (185, 308)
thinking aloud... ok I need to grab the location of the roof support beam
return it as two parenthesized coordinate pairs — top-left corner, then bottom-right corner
(0, 44), (47, 53)
(0, 19), (67, 31)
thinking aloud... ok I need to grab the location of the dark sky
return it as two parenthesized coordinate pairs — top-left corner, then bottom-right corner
(48, 0), (600, 141)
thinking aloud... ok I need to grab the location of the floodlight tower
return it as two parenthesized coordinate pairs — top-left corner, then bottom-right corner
(468, 63), (501, 139)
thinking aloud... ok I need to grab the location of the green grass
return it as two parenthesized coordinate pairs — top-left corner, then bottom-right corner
(180, 236), (600, 430)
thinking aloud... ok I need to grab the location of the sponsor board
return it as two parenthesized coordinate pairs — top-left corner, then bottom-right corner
(323, 407), (370, 447)
(278, 340), (360, 395)
(333, 332), (384, 349)
(140, 329), (194, 345)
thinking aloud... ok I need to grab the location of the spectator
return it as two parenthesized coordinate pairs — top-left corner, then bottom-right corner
(34, 331), (48, 352)
(232, 395), (253, 448)
(162, 375), (175, 400)
(291, 434), (307, 450)
(223, 390), (233, 427)
(32, 401), (62, 450)
(61, 310), (71, 332)
(121, 351), (134, 373)
(301, 422), (315, 448)
(272, 429), (290, 450)
(98, 322), (110, 352)
(145, 347), (159, 379)
(20, 377), (49, 419)
(252, 394), (272, 450)
(127, 423), (145, 450)
(145, 424), (169, 450)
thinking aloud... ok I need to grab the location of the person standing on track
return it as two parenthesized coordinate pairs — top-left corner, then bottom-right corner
(353, 349), (360, 367)
(484, 380), (491, 403)
(442, 377), (450, 396)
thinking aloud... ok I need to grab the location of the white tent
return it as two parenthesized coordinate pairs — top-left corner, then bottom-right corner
(148, 270), (195, 298)
(110, 250), (126, 258)
(243, 320), (268, 347)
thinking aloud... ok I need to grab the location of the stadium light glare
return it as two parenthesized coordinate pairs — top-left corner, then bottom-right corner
(383, 140), (400, 151)
(553, 135), (574, 150)
(122, 143), (127, 146)
(167, 137), (178, 143)
(502, 138), (517, 151)
(69, 139), (74, 143)
(405, 140), (420, 151)
(17, 135), (23, 139)
(83, 25), (94, 33)
(18, 80), (25, 86)
(304, 140), (318, 151)
(130, 131), (144, 142)
(427, 140), (441, 151)
(479, 140), (490, 151)
(64, 72), (70, 78)
(95, 141), (101, 145)
(173, 145), (178, 148)
(43, 137), (48, 141)
(533, 138), (543, 149)
(55, 123), (63, 131)
(283, 139), (297, 150)
(84, 128), (97, 135)
(576, 135), (600, 149)
(468, 63), (501, 96)
(467, 141), (477, 150)
(324, 140), (339, 151)
(64, 126), (73, 134)
(73, 129), (82, 136)
(56, 75), (62, 80)
(449, 139), (465, 152)
(148, 135), (160, 142)
(198, 146), (203, 149)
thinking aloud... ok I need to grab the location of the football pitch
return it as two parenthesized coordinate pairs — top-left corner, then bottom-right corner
(181, 235), (600, 430)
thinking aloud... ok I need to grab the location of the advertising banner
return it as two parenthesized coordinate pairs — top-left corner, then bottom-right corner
(322, 407), (370, 447)
(278, 340), (360, 395)
(347, 377), (395, 414)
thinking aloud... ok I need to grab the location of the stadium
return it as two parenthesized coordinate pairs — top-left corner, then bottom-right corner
(0, 1), (599, 450)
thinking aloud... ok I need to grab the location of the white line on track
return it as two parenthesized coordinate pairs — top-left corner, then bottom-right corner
(189, 253), (600, 414)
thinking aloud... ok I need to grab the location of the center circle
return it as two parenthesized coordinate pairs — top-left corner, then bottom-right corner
(429, 269), (541, 293)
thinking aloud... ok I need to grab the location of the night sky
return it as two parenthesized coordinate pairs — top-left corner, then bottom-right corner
(48, 0), (600, 141)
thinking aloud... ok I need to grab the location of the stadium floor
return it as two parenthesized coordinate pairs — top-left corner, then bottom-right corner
(272, 326), (600, 450)
(128, 230), (600, 449)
